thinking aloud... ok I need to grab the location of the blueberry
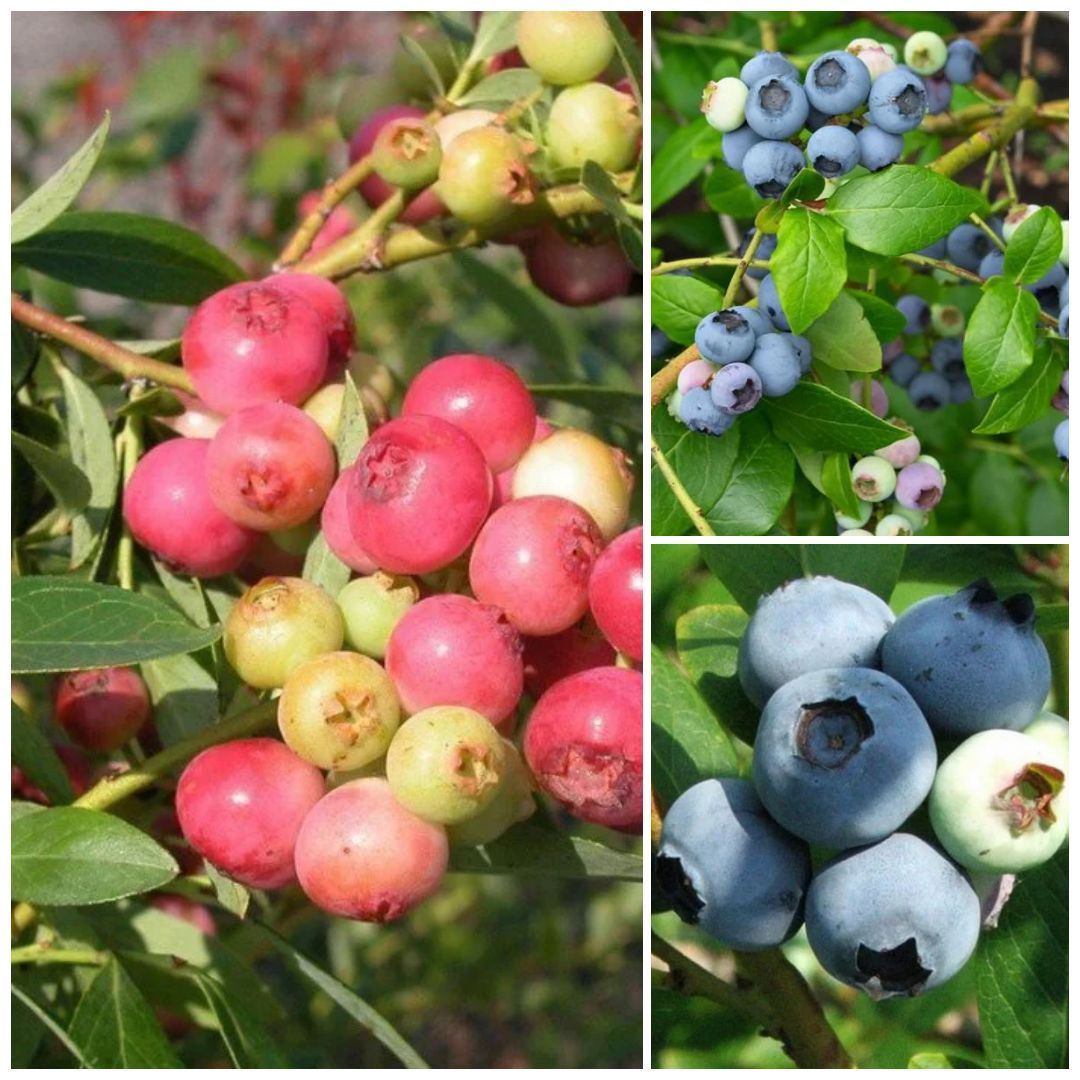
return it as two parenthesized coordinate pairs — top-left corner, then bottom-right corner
(922, 74), (953, 115)
(918, 235), (948, 260)
(1026, 262), (1067, 316)
(744, 74), (810, 139)
(805, 834), (981, 1000)
(806, 106), (831, 131)
(1054, 418), (1068, 460)
(881, 579), (1052, 736)
(894, 461), (945, 511)
(737, 575), (895, 709)
(1051, 369), (1068, 412)
(903, 31), (948, 77)
(978, 248), (1006, 279)
(908, 370), (951, 410)
(888, 352), (921, 387)
(896, 294), (930, 335)
(785, 333), (813, 374)
(738, 228), (778, 280)
(876, 513), (914, 536)
(851, 456), (897, 502)
(651, 326), (674, 360)
(757, 273), (790, 330)
(804, 50), (872, 115)
(656, 778), (811, 951)
(694, 308), (756, 364)
(728, 303), (772, 337)
(944, 38), (982, 85)
(856, 124), (905, 171)
(740, 50), (799, 87)
(753, 667), (937, 849)
(721, 124), (764, 171)
(930, 338), (964, 378)
(1061, 277), (1069, 307)
(748, 333), (801, 396)
(945, 222), (995, 271)
(709, 362), (762, 415)
(1060, 304), (1069, 337)
(949, 377), (974, 404)
(867, 66), (928, 134)
(929, 730), (1067, 874)
(741, 138), (805, 198)
(702, 77), (750, 133)
(679, 386), (735, 436)
(805, 125), (860, 178)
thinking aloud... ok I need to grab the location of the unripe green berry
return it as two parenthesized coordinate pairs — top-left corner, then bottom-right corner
(270, 518), (319, 557)
(372, 118), (443, 190)
(931, 303), (965, 338)
(446, 740), (536, 847)
(891, 504), (929, 532)
(835, 500), (872, 530)
(1023, 711), (1069, 756)
(903, 30), (948, 76)
(516, 11), (615, 86)
(224, 577), (344, 689)
(437, 127), (536, 228)
(337, 572), (420, 659)
(302, 383), (346, 443)
(547, 83), (641, 174)
(701, 77), (748, 133)
(875, 513), (914, 536)
(851, 456), (897, 502)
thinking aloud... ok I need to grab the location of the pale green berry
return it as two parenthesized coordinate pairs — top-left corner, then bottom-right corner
(701, 77), (749, 133)
(904, 30), (948, 76)
(851, 456), (897, 502)
(875, 513), (913, 536)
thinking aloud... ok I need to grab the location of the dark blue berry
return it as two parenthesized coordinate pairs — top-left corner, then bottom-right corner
(945, 223), (996, 271)
(896, 294), (930, 335)
(944, 39), (982, 85)
(908, 370), (951, 410)
(888, 353), (921, 388)
(806, 125), (860, 178)
(930, 338), (964, 378)
(741, 138), (805, 199)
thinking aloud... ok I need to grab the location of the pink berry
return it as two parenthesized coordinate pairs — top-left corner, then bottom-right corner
(522, 622), (616, 698)
(175, 738), (325, 890)
(268, 272), (355, 368)
(294, 778), (448, 922)
(469, 495), (603, 636)
(386, 595), (524, 731)
(523, 225), (632, 307)
(850, 378), (889, 418)
(182, 281), (329, 415)
(12, 744), (91, 805)
(347, 415), (492, 575)
(297, 191), (358, 253)
(206, 403), (336, 531)
(123, 438), (258, 578)
(523, 667), (643, 832)
(156, 391), (224, 440)
(493, 416), (554, 508)
(150, 893), (217, 936)
(676, 359), (717, 394)
(320, 467), (378, 573)
(402, 353), (537, 473)
(54, 667), (151, 753)
(588, 527), (643, 662)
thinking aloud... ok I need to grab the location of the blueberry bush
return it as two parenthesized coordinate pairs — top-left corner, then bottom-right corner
(11, 12), (644, 1068)
(651, 543), (1068, 1068)
(651, 12), (1069, 536)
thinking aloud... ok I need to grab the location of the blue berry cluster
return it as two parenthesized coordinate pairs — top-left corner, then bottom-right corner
(701, 33), (983, 195)
(657, 575), (1065, 999)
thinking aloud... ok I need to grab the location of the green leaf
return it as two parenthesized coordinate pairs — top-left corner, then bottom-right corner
(651, 273), (723, 345)
(205, 861), (251, 919)
(850, 291), (907, 343)
(13, 211), (244, 305)
(141, 653), (219, 746)
(763, 382), (905, 453)
(456, 67), (541, 109)
(247, 131), (319, 196)
(12, 318), (40, 391)
(11, 985), (89, 1066)
(1003, 206), (1062, 284)
(12, 578), (222, 673)
(651, 645), (740, 809)
(529, 383), (641, 433)
(969, 453), (1027, 535)
(70, 958), (182, 1068)
(699, 545), (803, 611)
(12, 703), (75, 805)
(399, 33), (447, 96)
(11, 431), (92, 515)
(827, 166), (982, 256)
(908, 1052), (953, 1068)
(973, 348), (1064, 434)
(652, 119), (721, 210)
(11, 113), (111, 244)
(469, 11), (518, 61)
(1035, 603), (1068, 633)
(774, 208), (847, 333)
(804, 289), (883, 372)
(127, 46), (205, 125)
(604, 11), (643, 102)
(702, 164), (766, 220)
(799, 546), (904, 600)
(821, 450), (863, 519)
(976, 856), (1066, 1068)
(12, 807), (178, 905)
(198, 974), (289, 1068)
(964, 279), (1039, 396)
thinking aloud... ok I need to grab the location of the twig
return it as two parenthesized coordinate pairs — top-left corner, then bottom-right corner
(650, 436), (717, 537)
(650, 344), (698, 407)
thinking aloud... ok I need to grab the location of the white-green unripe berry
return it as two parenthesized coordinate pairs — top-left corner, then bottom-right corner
(856, 46), (897, 82)
(841, 528), (874, 536)
(931, 303), (966, 338)
(1061, 220), (1069, 267)
(835, 499), (872, 530)
(702, 77), (749, 133)
(851, 456), (897, 502)
(916, 453), (944, 477)
(1023, 711), (1069, 757)
(904, 30), (948, 76)
(891, 504), (929, 532)
(875, 513), (914, 536)
(1002, 203), (1042, 242)
(667, 388), (683, 419)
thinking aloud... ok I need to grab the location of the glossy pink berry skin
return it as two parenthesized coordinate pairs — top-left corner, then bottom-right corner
(123, 438), (258, 578)
(524, 225), (632, 307)
(269, 272), (356, 368)
(182, 281), (328, 415)
(386, 595), (524, 731)
(320, 468), (378, 574)
(294, 778), (448, 922)
(347, 415), (492, 575)
(493, 417), (554, 509)
(524, 667), (643, 832)
(588, 527), (644, 662)
(175, 738), (325, 890)
(402, 353), (537, 474)
(54, 667), (151, 753)
(206, 403), (336, 531)
(469, 495), (604, 636)
(522, 623), (616, 698)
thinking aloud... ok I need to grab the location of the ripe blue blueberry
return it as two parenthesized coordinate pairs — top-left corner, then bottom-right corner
(738, 228), (778, 280)
(741, 138), (805, 198)
(881, 579), (1052, 737)
(1026, 262), (1067, 317)
(919, 235), (948, 260)
(896, 294), (930, 335)
(753, 667), (937, 849)
(922, 74), (954, 116)
(709, 362), (762, 415)
(949, 377), (974, 404)
(1060, 305), (1069, 337)
(908, 370), (951, 410)
(805, 833), (981, 999)
(944, 38), (982, 85)
(757, 273), (790, 331)
(1054, 418), (1068, 460)
(856, 124), (904, 171)
(656, 778), (811, 951)
(730, 304), (773, 337)
(930, 338), (964, 378)
(679, 386), (735, 436)
(721, 124), (765, 171)
(867, 67), (928, 134)
(978, 248), (1006, 279)
(945, 222), (996, 271)
(694, 309), (756, 364)
(744, 74), (810, 140)
(737, 575), (895, 709)
(805, 125), (860, 178)
(748, 333), (801, 396)
(888, 353), (921, 387)
(740, 50), (799, 87)
(804, 50), (872, 116)
(785, 333), (813, 374)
